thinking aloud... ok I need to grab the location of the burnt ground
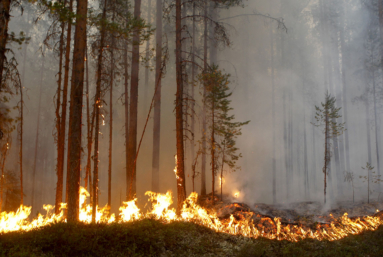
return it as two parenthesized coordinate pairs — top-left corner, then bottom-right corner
(198, 193), (383, 229)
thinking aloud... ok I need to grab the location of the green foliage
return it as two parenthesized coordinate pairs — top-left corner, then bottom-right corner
(199, 65), (249, 175)
(312, 91), (346, 138)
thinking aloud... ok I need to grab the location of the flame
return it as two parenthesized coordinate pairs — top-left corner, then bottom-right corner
(234, 192), (240, 198)
(0, 187), (383, 242)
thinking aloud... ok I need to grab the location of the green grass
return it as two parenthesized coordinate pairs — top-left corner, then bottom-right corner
(0, 219), (383, 256)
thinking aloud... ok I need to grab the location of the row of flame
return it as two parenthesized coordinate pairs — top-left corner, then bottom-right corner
(0, 186), (382, 242)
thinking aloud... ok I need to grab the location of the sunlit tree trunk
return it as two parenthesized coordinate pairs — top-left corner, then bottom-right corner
(175, 0), (186, 213)
(67, 0), (88, 222)
(127, 0), (141, 200)
(108, 4), (116, 208)
(0, 0), (10, 87)
(31, 58), (44, 210)
(152, 0), (162, 192)
(62, 0), (73, 211)
(190, 2), (196, 192)
(92, 0), (107, 222)
(144, 0), (151, 114)
(55, 9), (65, 214)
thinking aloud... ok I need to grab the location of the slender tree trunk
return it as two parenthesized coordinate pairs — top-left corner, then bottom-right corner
(0, 0), (10, 87)
(220, 146), (225, 201)
(175, 0), (186, 213)
(108, 6), (116, 208)
(67, 0), (88, 222)
(366, 100), (372, 164)
(0, 141), (9, 212)
(211, 97), (215, 205)
(324, 111), (329, 204)
(92, 0), (107, 222)
(152, 0), (162, 192)
(85, 47), (91, 192)
(270, 27), (276, 204)
(303, 114), (309, 199)
(32, 58), (44, 210)
(62, 0), (73, 210)
(372, 68), (380, 179)
(201, 3), (208, 196)
(124, 42), (129, 200)
(190, 2), (196, 190)
(144, 0), (152, 114)
(312, 114), (317, 192)
(127, 0), (142, 200)
(55, 16), (65, 214)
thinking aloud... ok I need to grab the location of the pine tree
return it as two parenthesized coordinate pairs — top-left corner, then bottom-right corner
(312, 91), (345, 204)
(200, 65), (249, 204)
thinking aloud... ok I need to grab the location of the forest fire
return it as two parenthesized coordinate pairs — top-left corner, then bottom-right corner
(1, 188), (383, 242)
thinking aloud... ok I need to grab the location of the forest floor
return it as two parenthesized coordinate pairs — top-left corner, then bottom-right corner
(1, 218), (383, 257)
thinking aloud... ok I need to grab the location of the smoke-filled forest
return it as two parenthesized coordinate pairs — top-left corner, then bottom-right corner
(3, 0), (383, 254)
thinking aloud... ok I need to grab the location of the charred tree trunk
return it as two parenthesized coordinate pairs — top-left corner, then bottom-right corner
(92, 0), (107, 222)
(54, 13), (65, 214)
(144, 0), (151, 114)
(85, 47), (91, 192)
(127, 0), (141, 200)
(175, 0), (186, 213)
(190, 2), (196, 191)
(201, 3), (208, 196)
(211, 97), (215, 205)
(152, 0), (162, 193)
(124, 42), (129, 200)
(0, 140), (9, 212)
(108, 5), (116, 208)
(0, 0), (10, 87)
(62, 0), (73, 211)
(67, 0), (88, 222)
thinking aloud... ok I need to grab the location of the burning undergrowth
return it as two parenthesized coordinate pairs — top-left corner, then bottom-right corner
(1, 188), (383, 243)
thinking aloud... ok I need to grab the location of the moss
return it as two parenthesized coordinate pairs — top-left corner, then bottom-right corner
(0, 220), (383, 256)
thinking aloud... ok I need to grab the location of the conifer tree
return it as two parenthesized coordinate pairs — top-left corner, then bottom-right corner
(312, 91), (345, 204)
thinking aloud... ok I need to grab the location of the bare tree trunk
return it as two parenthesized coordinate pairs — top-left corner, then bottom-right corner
(0, 140), (9, 212)
(175, 0), (186, 213)
(67, 0), (88, 222)
(92, 0), (107, 222)
(127, 0), (142, 200)
(220, 145), (225, 201)
(144, 0), (152, 114)
(201, 3), (208, 196)
(62, 0), (73, 211)
(85, 47), (91, 192)
(124, 42), (129, 200)
(54, 14), (64, 214)
(270, 27), (276, 204)
(211, 97), (215, 205)
(324, 111), (329, 204)
(108, 6), (116, 208)
(190, 2), (196, 190)
(372, 68), (380, 179)
(31, 58), (44, 211)
(152, 0), (162, 192)
(304, 114), (309, 199)
(0, 0), (10, 87)
(366, 100), (372, 164)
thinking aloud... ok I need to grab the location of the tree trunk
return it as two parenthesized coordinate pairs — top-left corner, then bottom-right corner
(220, 145), (225, 201)
(0, 0), (10, 87)
(31, 58), (44, 210)
(190, 2), (196, 191)
(144, 0), (152, 114)
(303, 114), (309, 199)
(201, 2), (208, 196)
(270, 27), (276, 204)
(67, 0), (88, 222)
(152, 0), (162, 193)
(85, 46), (91, 192)
(0, 140), (9, 212)
(55, 13), (65, 214)
(62, 0), (73, 210)
(372, 67), (380, 179)
(124, 42), (129, 201)
(324, 111), (329, 204)
(175, 0), (186, 213)
(127, 0), (142, 200)
(211, 96), (215, 205)
(92, 0), (107, 222)
(108, 5), (116, 208)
